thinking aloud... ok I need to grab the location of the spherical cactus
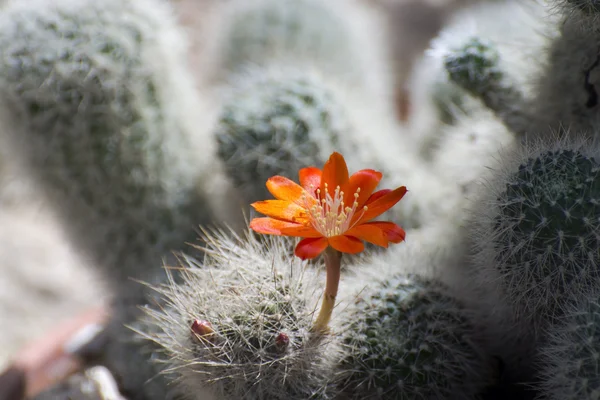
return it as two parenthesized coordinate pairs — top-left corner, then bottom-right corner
(333, 273), (492, 400)
(469, 139), (600, 325)
(141, 229), (336, 400)
(537, 294), (600, 400)
(215, 66), (354, 204)
(0, 0), (221, 396)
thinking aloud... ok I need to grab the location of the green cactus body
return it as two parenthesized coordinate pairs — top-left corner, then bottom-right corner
(537, 296), (600, 400)
(142, 230), (335, 400)
(471, 145), (600, 324)
(215, 67), (354, 203)
(334, 274), (490, 400)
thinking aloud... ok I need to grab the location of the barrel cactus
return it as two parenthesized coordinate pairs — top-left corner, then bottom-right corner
(468, 139), (600, 326)
(333, 273), (492, 399)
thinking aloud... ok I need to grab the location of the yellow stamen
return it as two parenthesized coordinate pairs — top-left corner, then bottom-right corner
(304, 184), (365, 237)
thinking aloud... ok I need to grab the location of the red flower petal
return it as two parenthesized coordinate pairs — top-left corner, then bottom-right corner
(299, 167), (322, 196)
(369, 221), (406, 243)
(251, 200), (308, 224)
(353, 186), (407, 224)
(348, 221), (405, 246)
(295, 237), (329, 259)
(342, 169), (382, 209)
(328, 235), (364, 254)
(266, 176), (307, 203)
(320, 152), (349, 200)
(345, 223), (389, 248)
(364, 189), (391, 204)
(249, 218), (305, 235)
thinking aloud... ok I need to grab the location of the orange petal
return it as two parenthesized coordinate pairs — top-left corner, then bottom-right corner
(371, 221), (406, 243)
(342, 169), (382, 209)
(280, 224), (322, 238)
(349, 221), (406, 246)
(345, 223), (389, 248)
(299, 167), (322, 196)
(251, 200), (308, 224)
(353, 186), (407, 224)
(320, 152), (349, 200)
(249, 217), (305, 235)
(328, 235), (365, 254)
(295, 237), (329, 260)
(364, 189), (391, 204)
(266, 176), (307, 202)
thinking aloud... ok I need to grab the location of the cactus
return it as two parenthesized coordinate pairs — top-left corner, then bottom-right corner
(207, 0), (390, 96)
(443, 37), (528, 138)
(468, 139), (600, 326)
(527, 1), (600, 141)
(0, 0), (220, 396)
(141, 229), (335, 400)
(332, 272), (492, 400)
(215, 66), (354, 204)
(537, 294), (600, 400)
(432, 105), (516, 196)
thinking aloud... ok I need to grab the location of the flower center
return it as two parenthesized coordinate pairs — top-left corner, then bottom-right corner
(305, 183), (367, 237)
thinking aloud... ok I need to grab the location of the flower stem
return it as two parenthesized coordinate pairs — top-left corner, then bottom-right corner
(312, 247), (342, 334)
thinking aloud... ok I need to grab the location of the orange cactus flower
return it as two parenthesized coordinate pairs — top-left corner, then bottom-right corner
(249, 152), (407, 260)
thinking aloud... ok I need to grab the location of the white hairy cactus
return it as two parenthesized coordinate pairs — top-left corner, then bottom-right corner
(0, 0), (220, 291)
(215, 66), (355, 204)
(206, 0), (392, 101)
(431, 104), (516, 197)
(467, 136), (600, 327)
(0, 0), (224, 396)
(408, 0), (551, 151)
(537, 293), (600, 400)
(141, 229), (336, 400)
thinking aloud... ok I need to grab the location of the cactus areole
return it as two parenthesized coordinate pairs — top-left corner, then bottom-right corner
(250, 151), (407, 332)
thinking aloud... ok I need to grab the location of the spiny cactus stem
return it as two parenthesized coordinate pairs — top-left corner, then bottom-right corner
(311, 247), (342, 334)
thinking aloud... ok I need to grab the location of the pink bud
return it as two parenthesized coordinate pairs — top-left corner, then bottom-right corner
(275, 332), (290, 348)
(191, 319), (214, 337)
